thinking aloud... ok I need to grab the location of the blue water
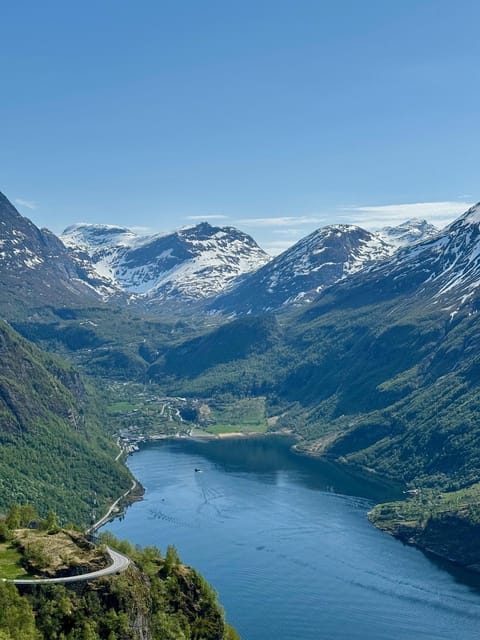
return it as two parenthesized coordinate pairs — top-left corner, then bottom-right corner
(103, 437), (480, 639)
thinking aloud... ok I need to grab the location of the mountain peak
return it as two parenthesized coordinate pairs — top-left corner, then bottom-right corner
(62, 222), (134, 235)
(181, 221), (214, 232)
(209, 222), (394, 315)
(452, 202), (480, 227)
(61, 223), (139, 250)
(62, 220), (270, 305)
(378, 218), (438, 248)
(332, 201), (480, 311)
(0, 192), (107, 309)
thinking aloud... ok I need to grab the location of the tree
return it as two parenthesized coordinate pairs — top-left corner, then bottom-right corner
(163, 545), (180, 574)
(43, 510), (59, 533)
(18, 505), (38, 528)
(5, 505), (20, 531)
(0, 522), (11, 543)
(0, 583), (37, 640)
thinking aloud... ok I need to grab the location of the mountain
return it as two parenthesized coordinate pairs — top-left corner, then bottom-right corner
(0, 319), (132, 525)
(61, 221), (270, 306)
(326, 203), (480, 310)
(151, 202), (480, 496)
(209, 222), (433, 315)
(0, 192), (110, 317)
(147, 200), (480, 567)
(377, 217), (438, 248)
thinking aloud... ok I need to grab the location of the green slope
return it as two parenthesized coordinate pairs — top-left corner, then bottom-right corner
(149, 291), (480, 491)
(0, 530), (239, 640)
(0, 320), (132, 526)
(140, 283), (480, 565)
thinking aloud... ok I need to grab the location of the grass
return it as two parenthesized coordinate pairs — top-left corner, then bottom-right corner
(14, 529), (107, 576)
(206, 397), (268, 434)
(369, 482), (480, 532)
(107, 401), (138, 414)
(0, 542), (31, 579)
(205, 423), (267, 435)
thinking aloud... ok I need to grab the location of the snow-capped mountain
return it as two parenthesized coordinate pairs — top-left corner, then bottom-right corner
(1, 182), (448, 320)
(209, 224), (395, 315)
(0, 192), (106, 311)
(378, 218), (438, 248)
(61, 222), (270, 304)
(320, 203), (480, 313)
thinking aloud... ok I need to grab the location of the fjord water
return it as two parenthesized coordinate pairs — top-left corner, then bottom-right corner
(104, 437), (480, 639)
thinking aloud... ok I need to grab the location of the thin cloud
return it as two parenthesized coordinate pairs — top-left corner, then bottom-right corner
(129, 225), (157, 235)
(261, 240), (294, 256)
(339, 201), (474, 230)
(15, 198), (37, 210)
(236, 215), (328, 227)
(187, 214), (229, 220)
(272, 228), (303, 236)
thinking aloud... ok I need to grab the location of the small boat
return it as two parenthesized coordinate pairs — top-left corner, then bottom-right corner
(194, 468), (202, 473)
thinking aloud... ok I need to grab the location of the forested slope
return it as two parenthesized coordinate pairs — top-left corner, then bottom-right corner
(0, 529), (239, 640)
(0, 320), (132, 525)
(146, 203), (480, 496)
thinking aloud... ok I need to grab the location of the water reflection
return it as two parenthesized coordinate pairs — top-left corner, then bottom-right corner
(105, 436), (480, 640)
(150, 435), (403, 502)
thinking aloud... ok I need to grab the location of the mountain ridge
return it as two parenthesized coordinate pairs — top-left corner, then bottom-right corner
(61, 220), (270, 305)
(0, 192), (112, 316)
(60, 214), (439, 315)
(209, 219), (438, 315)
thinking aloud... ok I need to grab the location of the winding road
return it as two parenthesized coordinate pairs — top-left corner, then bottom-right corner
(86, 480), (138, 535)
(8, 546), (130, 585)
(6, 446), (136, 585)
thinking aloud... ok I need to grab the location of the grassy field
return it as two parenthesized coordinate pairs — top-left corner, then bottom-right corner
(206, 397), (268, 434)
(0, 542), (30, 579)
(107, 401), (139, 413)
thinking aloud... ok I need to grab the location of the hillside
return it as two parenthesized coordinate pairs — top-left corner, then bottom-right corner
(209, 218), (438, 315)
(0, 319), (133, 525)
(144, 203), (480, 566)
(0, 193), (110, 318)
(0, 523), (239, 640)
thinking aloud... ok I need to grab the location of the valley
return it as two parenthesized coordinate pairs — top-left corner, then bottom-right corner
(3, 3), (479, 637)
(2, 190), (480, 636)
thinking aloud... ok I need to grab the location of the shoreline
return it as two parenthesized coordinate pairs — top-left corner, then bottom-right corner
(104, 428), (480, 577)
(370, 517), (480, 576)
(188, 429), (291, 441)
(86, 479), (141, 535)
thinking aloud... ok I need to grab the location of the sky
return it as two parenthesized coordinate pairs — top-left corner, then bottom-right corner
(1, 0), (479, 254)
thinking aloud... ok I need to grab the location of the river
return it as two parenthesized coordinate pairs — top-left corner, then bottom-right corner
(102, 436), (480, 639)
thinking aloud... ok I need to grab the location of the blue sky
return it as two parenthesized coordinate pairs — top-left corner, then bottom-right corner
(1, 0), (479, 253)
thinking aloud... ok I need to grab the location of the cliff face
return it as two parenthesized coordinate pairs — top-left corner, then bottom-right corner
(15, 536), (237, 640)
(369, 485), (480, 571)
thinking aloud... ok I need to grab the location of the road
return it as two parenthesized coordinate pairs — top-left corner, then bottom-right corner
(86, 480), (138, 534)
(8, 546), (130, 585)
(114, 439), (124, 462)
